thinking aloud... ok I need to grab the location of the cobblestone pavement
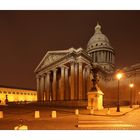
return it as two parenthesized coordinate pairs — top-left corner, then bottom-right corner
(0, 105), (140, 130)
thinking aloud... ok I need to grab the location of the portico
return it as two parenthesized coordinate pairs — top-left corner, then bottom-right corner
(35, 48), (92, 102)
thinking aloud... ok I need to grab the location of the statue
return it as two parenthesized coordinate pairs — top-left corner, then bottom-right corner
(87, 63), (113, 110)
(90, 64), (100, 92)
(5, 95), (9, 105)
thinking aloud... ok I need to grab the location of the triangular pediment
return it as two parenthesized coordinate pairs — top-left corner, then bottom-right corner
(35, 50), (69, 72)
(35, 47), (92, 73)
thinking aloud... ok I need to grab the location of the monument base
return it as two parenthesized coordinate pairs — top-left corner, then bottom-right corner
(87, 88), (104, 110)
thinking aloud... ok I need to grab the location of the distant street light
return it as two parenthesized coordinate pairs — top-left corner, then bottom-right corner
(116, 73), (123, 112)
(129, 83), (134, 108)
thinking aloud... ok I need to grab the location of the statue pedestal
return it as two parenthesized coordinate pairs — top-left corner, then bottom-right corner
(87, 89), (104, 110)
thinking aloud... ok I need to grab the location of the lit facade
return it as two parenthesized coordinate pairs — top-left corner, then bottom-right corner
(35, 23), (140, 106)
(0, 86), (37, 104)
(35, 23), (115, 102)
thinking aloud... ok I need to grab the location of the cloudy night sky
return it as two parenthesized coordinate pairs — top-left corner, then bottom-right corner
(0, 11), (140, 89)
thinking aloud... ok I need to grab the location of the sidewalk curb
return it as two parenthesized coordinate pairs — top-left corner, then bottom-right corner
(93, 106), (140, 117)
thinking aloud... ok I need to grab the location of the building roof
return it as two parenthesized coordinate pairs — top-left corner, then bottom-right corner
(87, 22), (113, 51)
(35, 47), (92, 73)
(0, 85), (36, 91)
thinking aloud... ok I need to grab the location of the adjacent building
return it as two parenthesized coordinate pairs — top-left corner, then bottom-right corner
(0, 86), (37, 104)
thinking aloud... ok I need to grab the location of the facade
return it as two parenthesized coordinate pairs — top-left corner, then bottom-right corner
(0, 86), (37, 105)
(35, 23), (115, 102)
(35, 23), (140, 107)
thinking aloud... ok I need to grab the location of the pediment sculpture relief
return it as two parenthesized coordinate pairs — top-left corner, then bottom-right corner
(40, 53), (66, 69)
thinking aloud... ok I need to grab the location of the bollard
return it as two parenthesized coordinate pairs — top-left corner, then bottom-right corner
(35, 111), (40, 119)
(51, 111), (57, 118)
(0, 111), (3, 119)
(14, 125), (28, 130)
(14, 119), (28, 130)
(107, 108), (110, 115)
(90, 109), (94, 115)
(75, 109), (79, 115)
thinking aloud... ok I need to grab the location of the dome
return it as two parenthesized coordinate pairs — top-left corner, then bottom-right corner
(87, 23), (112, 51)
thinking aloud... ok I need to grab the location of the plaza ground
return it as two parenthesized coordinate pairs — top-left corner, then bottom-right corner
(0, 104), (140, 130)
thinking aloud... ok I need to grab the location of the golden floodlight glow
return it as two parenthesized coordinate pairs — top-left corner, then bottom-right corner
(116, 73), (123, 80)
(129, 83), (134, 88)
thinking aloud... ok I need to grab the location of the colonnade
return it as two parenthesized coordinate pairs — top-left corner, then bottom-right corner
(92, 50), (115, 64)
(36, 61), (91, 102)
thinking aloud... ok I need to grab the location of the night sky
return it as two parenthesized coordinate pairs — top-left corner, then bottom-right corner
(0, 11), (140, 89)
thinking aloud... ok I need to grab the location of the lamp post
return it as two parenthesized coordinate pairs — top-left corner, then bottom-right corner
(116, 73), (123, 112)
(129, 83), (134, 108)
(138, 92), (140, 105)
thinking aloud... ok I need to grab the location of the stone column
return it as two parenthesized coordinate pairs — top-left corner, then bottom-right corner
(86, 66), (91, 95)
(52, 69), (57, 101)
(94, 52), (95, 62)
(97, 52), (99, 62)
(103, 51), (105, 62)
(105, 51), (107, 62)
(60, 66), (65, 100)
(43, 74), (46, 101)
(101, 51), (104, 62)
(40, 75), (45, 101)
(106, 51), (108, 62)
(98, 52), (101, 62)
(44, 73), (47, 101)
(46, 72), (51, 101)
(78, 62), (83, 100)
(83, 67), (86, 100)
(65, 67), (69, 100)
(107, 51), (109, 62)
(36, 75), (41, 101)
(70, 61), (75, 100)
(75, 63), (78, 100)
(95, 52), (97, 62)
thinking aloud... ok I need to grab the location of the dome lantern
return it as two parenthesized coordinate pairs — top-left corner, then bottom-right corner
(95, 22), (102, 33)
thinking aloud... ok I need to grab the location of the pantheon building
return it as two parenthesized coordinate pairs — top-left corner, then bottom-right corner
(35, 23), (140, 107)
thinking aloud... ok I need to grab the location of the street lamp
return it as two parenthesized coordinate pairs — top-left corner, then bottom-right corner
(116, 73), (123, 112)
(138, 92), (140, 105)
(129, 83), (134, 108)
